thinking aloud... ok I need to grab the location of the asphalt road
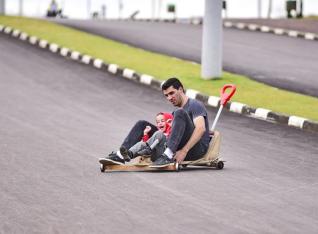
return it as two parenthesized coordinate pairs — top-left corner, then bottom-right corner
(1, 34), (318, 233)
(54, 19), (318, 97)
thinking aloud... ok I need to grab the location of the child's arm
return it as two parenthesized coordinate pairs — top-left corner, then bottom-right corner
(142, 134), (149, 142)
(141, 126), (152, 142)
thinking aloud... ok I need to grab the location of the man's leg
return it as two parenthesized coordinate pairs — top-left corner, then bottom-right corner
(121, 120), (157, 149)
(166, 108), (194, 153)
(167, 109), (208, 159)
(184, 141), (208, 161)
(151, 109), (194, 167)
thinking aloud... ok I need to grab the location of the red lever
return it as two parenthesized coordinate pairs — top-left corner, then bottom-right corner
(220, 84), (236, 106)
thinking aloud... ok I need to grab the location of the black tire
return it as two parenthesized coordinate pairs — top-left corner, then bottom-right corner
(217, 161), (224, 170)
(175, 162), (180, 171)
(100, 163), (106, 172)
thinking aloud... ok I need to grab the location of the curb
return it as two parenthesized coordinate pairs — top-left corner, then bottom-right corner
(223, 21), (318, 41)
(1, 24), (317, 133)
(122, 18), (318, 42)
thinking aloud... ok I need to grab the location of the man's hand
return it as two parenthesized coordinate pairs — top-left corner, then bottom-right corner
(143, 126), (152, 135)
(174, 148), (188, 163)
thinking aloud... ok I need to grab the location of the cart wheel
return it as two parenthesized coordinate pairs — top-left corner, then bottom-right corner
(217, 161), (224, 170)
(175, 162), (180, 171)
(100, 163), (106, 173)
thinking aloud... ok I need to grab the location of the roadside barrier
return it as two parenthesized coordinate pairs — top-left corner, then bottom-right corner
(0, 24), (317, 133)
(121, 18), (318, 42)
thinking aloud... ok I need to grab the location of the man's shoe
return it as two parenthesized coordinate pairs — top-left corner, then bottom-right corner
(136, 144), (152, 156)
(99, 152), (125, 165)
(149, 154), (174, 168)
(119, 146), (132, 161)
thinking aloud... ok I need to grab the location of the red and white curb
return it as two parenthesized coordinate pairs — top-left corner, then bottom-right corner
(1, 24), (317, 133)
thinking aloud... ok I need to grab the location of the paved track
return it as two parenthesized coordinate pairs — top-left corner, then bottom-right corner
(0, 34), (318, 233)
(54, 19), (318, 97)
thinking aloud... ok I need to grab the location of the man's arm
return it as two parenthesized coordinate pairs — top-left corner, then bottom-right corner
(174, 116), (206, 163)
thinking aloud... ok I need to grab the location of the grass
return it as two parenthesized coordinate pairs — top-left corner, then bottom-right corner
(306, 15), (318, 20)
(1, 15), (318, 121)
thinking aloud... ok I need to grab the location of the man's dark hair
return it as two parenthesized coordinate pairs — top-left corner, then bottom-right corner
(161, 77), (184, 92)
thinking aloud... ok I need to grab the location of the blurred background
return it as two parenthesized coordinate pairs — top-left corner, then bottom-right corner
(2, 0), (318, 20)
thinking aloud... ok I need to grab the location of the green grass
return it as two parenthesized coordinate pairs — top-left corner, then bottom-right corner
(305, 15), (318, 20)
(1, 15), (318, 121)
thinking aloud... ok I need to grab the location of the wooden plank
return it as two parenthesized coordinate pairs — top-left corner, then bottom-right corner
(104, 163), (177, 172)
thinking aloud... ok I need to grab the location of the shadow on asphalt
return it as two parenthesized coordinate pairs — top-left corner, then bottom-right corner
(99, 166), (226, 174)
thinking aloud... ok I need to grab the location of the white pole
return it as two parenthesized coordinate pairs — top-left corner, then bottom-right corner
(267, 0), (272, 18)
(0, 0), (5, 15)
(19, 0), (23, 16)
(87, 0), (91, 19)
(258, 0), (262, 18)
(118, 0), (123, 19)
(151, 0), (155, 19)
(211, 105), (223, 131)
(158, 0), (162, 19)
(201, 0), (222, 79)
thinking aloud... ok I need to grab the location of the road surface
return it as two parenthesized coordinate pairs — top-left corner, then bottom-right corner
(0, 33), (317, 233)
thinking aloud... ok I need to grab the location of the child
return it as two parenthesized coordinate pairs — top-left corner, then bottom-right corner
(141, 112), (173, 141)
(120, 112), (173, 162)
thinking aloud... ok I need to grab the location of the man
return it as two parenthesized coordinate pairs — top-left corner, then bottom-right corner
(150, 77), (210, 167)
(99, 77), (210, 167)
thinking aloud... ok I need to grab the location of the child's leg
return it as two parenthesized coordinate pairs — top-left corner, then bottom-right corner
(147, 131), (167, 162)
(129, 141), (147, 157)
(147, 131), (165, 147)
(135, 131), (166, 158)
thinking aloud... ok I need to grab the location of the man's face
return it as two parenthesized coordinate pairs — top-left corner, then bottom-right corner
(163, 86), (183, 107)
